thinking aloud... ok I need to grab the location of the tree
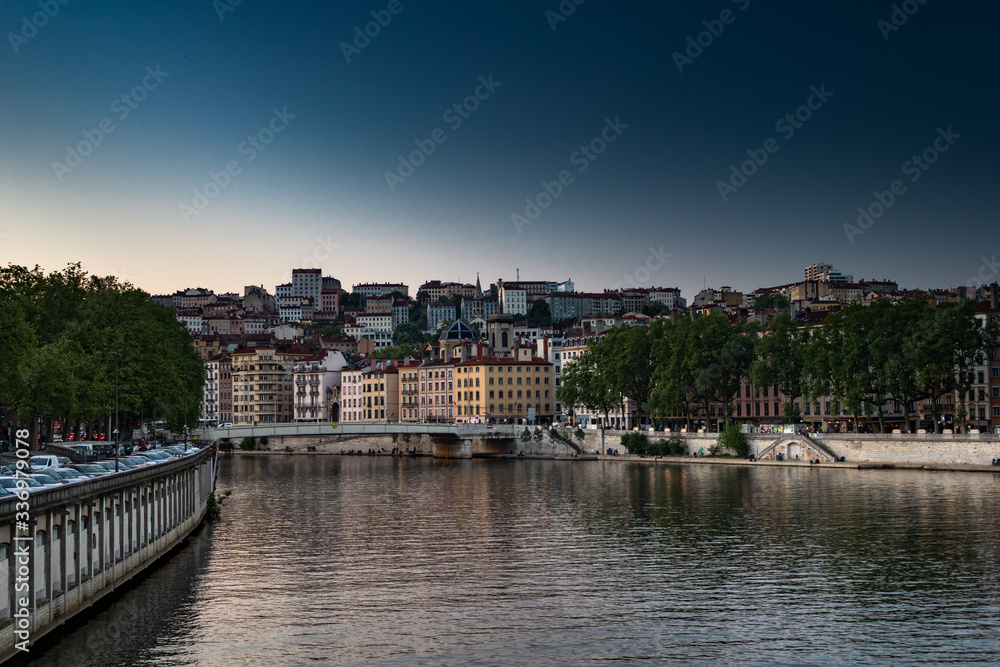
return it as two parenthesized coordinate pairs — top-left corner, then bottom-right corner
(528, 299), (552, 327)
(340, 292), (363, 309)
(641, 301), (671, 318)
(753, 293), (789, 312)
(370, 345), (420, 360)
(392, 322), (425, 347)
(718, 423), (749, 457)
(752, 313), (810, 423)
(603, 326), (653, 428)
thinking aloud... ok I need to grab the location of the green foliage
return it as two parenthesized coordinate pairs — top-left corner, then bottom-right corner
(753, 293), (790, 311)
(573, 427), (585, 441)
(239, 437), (257, 451)
(548, 428), (559, 441)
(621, 432), (686, 456)
(392, 322), (424, 347)
(391, 433), (398, 444)
(341, 292), (363, 309)
(370, 344), (420, 360)
(521, 427), (532, 441)
(0, 263), (205, 436)
(621, 432), (649, 454)
(320, 324), (342, 337)
(717, 424), (749, 458)
(641, 301), (671, 318)
(402, 432), (411, 444)
(533, 427), (543, 442)
(259, 436), (268, 446)
(528, 299), (552, 327)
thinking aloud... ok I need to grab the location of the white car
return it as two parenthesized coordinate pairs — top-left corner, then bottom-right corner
(0, 476), (46, 495)
(29, 454), (67, 471)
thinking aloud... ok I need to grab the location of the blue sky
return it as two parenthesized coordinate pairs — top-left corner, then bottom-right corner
(1, 1), (998, 299)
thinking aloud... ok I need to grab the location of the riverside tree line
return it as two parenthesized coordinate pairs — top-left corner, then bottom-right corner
(0, 264), (205, 446)
(557, 297), (998, 433)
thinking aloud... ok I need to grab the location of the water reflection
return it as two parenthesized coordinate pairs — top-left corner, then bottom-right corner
(23, 457), (1000, 665)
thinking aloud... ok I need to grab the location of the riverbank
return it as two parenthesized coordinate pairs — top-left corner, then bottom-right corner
(229, 450), (1000, 474)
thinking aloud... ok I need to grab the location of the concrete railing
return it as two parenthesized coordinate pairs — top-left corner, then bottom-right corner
(0, 446), (216, 661)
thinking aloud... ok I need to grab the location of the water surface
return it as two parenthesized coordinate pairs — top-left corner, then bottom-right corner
(26, 456), (1000, 665)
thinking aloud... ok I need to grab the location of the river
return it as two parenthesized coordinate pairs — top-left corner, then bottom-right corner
(21, 456), (1000, 665)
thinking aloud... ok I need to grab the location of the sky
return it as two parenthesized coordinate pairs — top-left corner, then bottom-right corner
(2, 1), (998, 301)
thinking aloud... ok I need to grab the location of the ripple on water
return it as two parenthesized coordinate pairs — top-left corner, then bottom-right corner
(21, 458), (1000, 666)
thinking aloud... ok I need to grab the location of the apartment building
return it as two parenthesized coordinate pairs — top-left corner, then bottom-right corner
(292, 350), (349, 422)
(229, 346), (309, 424)
(418, 360), (456, 422)
(453, 356), (555, 423)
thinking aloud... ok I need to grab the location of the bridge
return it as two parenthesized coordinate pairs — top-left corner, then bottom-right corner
(208, 422), (556, 458)
(212, 422), (525, 441)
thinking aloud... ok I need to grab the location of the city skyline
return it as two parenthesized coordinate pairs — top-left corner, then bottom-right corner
(2, 2), (998, 300)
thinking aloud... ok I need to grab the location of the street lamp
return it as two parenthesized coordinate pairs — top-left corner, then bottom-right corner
(111, 351), (120, 472)
(181, 373), (188, 452)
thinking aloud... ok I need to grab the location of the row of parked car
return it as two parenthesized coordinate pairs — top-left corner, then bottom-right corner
(0, 444), (200, 498)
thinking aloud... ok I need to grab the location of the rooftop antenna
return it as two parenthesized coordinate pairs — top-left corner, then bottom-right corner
(516, 268), (520, 282)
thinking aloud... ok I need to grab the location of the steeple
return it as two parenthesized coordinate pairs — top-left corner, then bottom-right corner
(475, 272), (482, 299)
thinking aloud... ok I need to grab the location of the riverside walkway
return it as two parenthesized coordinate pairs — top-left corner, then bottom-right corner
(0, 446), (217, 661)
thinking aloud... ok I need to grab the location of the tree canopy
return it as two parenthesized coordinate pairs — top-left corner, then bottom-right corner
(0, 263), (205, 443)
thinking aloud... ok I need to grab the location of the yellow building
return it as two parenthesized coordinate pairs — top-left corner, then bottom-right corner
(347, 359), (400, 422)
(454, 355), (555, 423)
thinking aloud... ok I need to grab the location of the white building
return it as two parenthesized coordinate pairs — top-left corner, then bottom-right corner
(356, 312), (393, 333)
(201, 354), (222, 424)
(427, 303), (456, 332)
(499, 283), (527, 316)
(292, 351), (349, 422)
(649, 287), (685, 309)
(392, 299), (410, 329)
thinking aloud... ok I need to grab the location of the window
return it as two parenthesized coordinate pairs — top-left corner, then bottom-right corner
(764, 403), (769, 416)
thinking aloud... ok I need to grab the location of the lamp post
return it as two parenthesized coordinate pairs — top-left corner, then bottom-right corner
(111, 351), (120, 472)
(181, 373), (188, 452)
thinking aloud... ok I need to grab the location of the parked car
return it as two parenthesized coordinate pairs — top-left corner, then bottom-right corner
(27, 473), (70, 488)
(46, 468), (89, 483)
(0, 476), (46, 494)
(92, 460), (137, 472)
(69, 463), (113, 477)
(28, 454), (65, 471)
(119, 456), (155, 468)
